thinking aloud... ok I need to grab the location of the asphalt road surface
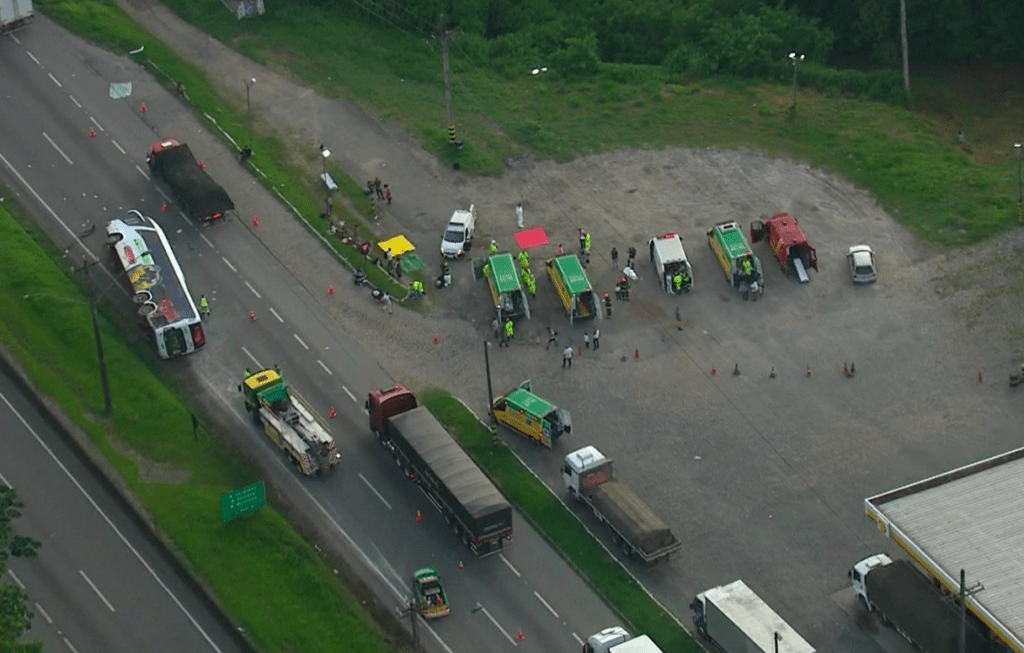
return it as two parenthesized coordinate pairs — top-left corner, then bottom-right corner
(0, 18), (623, 653)
(0, 363), (247, 653)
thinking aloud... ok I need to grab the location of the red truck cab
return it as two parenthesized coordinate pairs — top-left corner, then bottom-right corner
(366, 383), (418, 433)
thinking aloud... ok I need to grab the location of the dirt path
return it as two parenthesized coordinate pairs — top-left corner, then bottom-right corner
(110, 2), (1024, 651)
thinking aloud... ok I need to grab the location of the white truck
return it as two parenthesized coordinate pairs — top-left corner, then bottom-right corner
(1, 0), (33, 31)
(648, 232), (692, 294)
(850, 554), (994, 653)
(562, 446), (680, 565)
(440, 204), (476, 259)
(691, 580), (816, 653)
(583, 627), (664, 653)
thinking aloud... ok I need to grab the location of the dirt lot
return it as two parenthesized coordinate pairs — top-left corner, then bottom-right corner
(111, 3), (1024, 650)
(343, 147), (1024, 653)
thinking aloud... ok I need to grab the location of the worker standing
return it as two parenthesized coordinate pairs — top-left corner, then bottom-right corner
(742, 256), (753, 280)
(490, 240), (498, 255)
(592, 328), (600, 350)
(562, 345), (573, 368)
(504, 317), (515, 343)
(199, 294), (210, 317)
(516, 203), (524, 229)
(673, 272), (683, 294)
(584, 231), (591, 254)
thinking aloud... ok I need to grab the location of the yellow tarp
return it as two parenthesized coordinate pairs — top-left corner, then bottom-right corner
(378, 234), (416, 256)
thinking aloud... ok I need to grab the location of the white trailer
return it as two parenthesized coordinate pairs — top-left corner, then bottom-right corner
(691, 580), (815, 653)
(1, 0), (33, 32)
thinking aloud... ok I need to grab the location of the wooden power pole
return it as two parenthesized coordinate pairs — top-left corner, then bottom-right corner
(900, 0), (910, 93)
(439, 14), (458, 146)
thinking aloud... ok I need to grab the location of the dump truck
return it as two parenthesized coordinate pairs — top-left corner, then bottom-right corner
(562, 446), (680, 565)
(366, 384), (513, 555)
(546, 255), (600, 324)
(1, 0), (33, 31)
(583, 627), (664, 653)
(649, 232), (693, 294)
(487, 253), (530, 320)
(850, 554), (996, 653)
(691, 580), (816, 653)
(707, 220), (764, 295)
(491, 380), (570, 449)
(750, 212), (817, 283)
(146, 139), (234, 223)
(240, 368), (340, 476)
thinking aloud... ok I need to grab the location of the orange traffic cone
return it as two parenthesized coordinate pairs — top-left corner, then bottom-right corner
(249, 311), (257, 323)
(198, 160), (206, 170)
(806, 366), (812, 378)
(516, 629), (524, 642)
(977, 371), (983, 383)
(140, 102), (147, 113)
(433, 333), (440, 345)
(88, 128), (97, 138)
(252, 213), (259, 228)
(328, 284), (335, 296)
(711, 366), (717, 376)
(161, 201), (169, 213)
(458, 560), (464, 571)
(328, 406), (337, 419)
(634, 348), (639, 360)
(415, 510), (423, 523)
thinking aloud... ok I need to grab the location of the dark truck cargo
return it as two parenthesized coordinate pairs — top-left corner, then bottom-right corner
(862, 558), (992, 653)
(368, 384), (512, 555)
(591, 482), (677, 557)
(147, 139), (234, 223)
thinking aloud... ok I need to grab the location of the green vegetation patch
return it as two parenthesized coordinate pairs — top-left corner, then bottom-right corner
(0, 202), (395, 653)
(419, 389), (701, 653)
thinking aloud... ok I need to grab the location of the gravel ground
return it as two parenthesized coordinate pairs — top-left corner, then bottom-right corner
(110, 2), (1024, 650)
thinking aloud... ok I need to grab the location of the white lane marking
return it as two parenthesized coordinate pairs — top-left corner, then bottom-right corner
(342, 386), (356, 403)
(35, 602), (53, 625)
(293, 334), (309, 350)
(200, 234), (214, 249)
(89, 116), (104, 132)
(0, 470), (9, 487)
(111, 140), (126, 155)
(0, 151), (97, 262)
(42, 132), (73, 165)
(499, 553), (521, 578)
(156, 188), (170, 202)
(479, 605), (518, 647)
(180, 212), (193, 226)
(268, 307), (284, 323)
(48, 73), (63, 88)
(10, 33), (21, 44)
(79, 570), (115, 612)
(241, 347), (260, 368)
(533, 591), (559, 619)
(135, 165), (149, 180)
(26, 50), (40, 65)
(222, 257), (237, 273)
(69, 95), (82, 108)
(572, 633), (584, 646)
(63, 636), (81, 653)
(7, 569), (25, 589)
(0, 389), (225, 653)
(245, 281), (261, 299)
(317, 360), (332, 376)
(358, 473), (392, 510)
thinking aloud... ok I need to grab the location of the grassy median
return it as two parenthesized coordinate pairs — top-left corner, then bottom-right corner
(0, 202), (396, 653)
(419, 390), (701, 653)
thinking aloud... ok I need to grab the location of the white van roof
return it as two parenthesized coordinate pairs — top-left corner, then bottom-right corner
(650, 233), (688, 264)
(449, 205), (475, 226)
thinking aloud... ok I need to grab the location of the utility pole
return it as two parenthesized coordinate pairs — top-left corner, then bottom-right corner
(899, 0), (910, 93)
(82, 256), (112, 415)
(484, 339), (495, 431)
(959, 569), (967, 653)
(439, 14), (458, 147)
(398, 597), (420, 653)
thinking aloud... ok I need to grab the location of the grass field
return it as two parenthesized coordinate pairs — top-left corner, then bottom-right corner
(145, 0), (1022, 245)
(0, 201), (397, 653)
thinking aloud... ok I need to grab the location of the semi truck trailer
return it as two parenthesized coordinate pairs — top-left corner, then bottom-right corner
(691, 580), (816, 653)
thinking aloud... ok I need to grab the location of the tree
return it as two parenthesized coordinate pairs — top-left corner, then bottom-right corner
(1, 487), (41, 653)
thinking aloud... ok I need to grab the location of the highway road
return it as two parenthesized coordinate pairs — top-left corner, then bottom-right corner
(0, 362), (248, 653)
(0, 18), (624, 653)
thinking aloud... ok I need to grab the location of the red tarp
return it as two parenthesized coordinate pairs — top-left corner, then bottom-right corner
(515, 227), (549, 250)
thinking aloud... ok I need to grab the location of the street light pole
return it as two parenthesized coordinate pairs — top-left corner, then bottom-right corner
(774, 631), (782, 653)
(788, 52), (805, 107)
(1015, 142), (1022, 221)
(484, 339), (495, 431)
(319, 144), (331, 217)
(244, 77), (256, 150)
(82, 256), (112, 416)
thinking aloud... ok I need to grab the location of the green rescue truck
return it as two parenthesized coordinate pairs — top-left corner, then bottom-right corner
(546, 255), (600, 324)
(492, 381), (572, 449)
(487, 253), (529, 320)
(707, 220), (764, 295)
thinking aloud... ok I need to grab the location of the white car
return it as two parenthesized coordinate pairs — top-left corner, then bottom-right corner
(847, 245), (876, 283)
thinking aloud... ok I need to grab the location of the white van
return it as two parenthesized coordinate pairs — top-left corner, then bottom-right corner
(440, 204), (476, 259)
(648, 232), (693, 294)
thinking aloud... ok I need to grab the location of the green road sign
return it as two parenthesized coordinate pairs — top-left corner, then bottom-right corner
(220, 480), (266, 523)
